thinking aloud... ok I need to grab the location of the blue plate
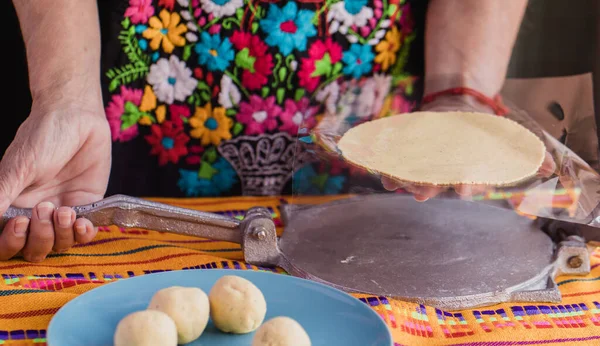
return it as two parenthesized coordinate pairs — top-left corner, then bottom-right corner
(47, 269), (392, 346)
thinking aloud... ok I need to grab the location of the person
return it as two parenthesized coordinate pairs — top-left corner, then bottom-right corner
(0, 0), (529, 262)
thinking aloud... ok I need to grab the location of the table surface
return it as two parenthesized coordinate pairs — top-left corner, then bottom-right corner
(1, 196), (599, 346)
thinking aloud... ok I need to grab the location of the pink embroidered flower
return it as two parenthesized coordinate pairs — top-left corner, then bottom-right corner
(105, 86), (143, 142)
(230, 31), (274, 90)
(279, 98), (318, 136)
(124, 0), (155, 24)
(298, 39), (343, 92)
(237, 96), (281, 135)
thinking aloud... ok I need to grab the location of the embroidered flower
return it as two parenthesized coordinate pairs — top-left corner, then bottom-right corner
(293, 165), (346, 195)
(124, 0), (155, 24)
(355, 74), (392, 119)
(279, 98), (318, 136)
(195, 32), (234, 72)
(143, 9), (187, 53)
(145, 120), (189, 165)
(218, 75), (241, 108)
(105, 86), (143, 142)
(147, 55), (197, 104)
(169, 104), (191, 126)
(189, 103), (233, 146)
(158, 0), (176, 10)
(328, 0), (374, 35)
(200, 0), (243, 18)
(260, 2), (317, 56)
(316, 81), (340, 115)
(374, 26), (401, 71)
(237, 96), (281, 135)
(342, 44), (374, 78)
(298, 38), (343, 92)
(230, 31), (274, 90)
(178, 158), (238, 196)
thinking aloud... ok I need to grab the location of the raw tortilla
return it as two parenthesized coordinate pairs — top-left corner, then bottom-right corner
(337, 111), (546, 186)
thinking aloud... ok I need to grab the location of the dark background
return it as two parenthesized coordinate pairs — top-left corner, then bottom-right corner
(1, 0), (598, 154)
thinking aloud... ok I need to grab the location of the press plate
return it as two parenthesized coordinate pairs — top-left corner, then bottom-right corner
(280, 195), (556, 310)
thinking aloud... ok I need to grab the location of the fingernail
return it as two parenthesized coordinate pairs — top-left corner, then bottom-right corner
(14, 218), (29, 237)
(36, 202), (54, 221)
(75, 224), (87, 235)
(30, 256), (45, 263)
(58, 211), (72, 228)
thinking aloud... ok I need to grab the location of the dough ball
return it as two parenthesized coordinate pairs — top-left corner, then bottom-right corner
(252, 316), (311, 346)
(209, 275), (267, 334)
(147, 286), (210, 344)
(114, 310), (177, 346)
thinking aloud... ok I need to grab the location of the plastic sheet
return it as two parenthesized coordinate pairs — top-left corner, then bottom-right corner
(291, 81), (600, 228)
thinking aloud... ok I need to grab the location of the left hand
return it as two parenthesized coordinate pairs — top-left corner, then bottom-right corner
(381, 94), (556, 201)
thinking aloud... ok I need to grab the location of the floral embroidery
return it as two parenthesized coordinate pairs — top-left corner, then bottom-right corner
(145, 120), (190, 165)
(260, 2), (317, 56)
(342, 43), (374, 78)
(147, 56), (197, 104)
(298, 38), (343, 92)
(279, 98), (318, 136)
(177, 158), (238, 196)
(200, 0), (244, 18)
(375, 26), (401, 71)
(143, 9), (187, 53)
(189, 103), (233, 145)
(237, 96), (281, 135)
(106, 86), (143, 142)
(230, 31), (273, 90)
(125, 0), (155, 24)
(195, 32), (234, 72)
(105, 0), (421, 197)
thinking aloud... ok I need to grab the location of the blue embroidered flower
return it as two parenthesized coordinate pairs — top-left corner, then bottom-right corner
(293, 165), (345, 195)
(195, 32), (234, 72)
(342, 44), (374, 78)
(177, 158), (238, 196)
(344, 0), (368, 15)
(260, 2), (317, 56)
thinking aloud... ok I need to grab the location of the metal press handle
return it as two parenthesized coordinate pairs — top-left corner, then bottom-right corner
(1, 194), (244, 244)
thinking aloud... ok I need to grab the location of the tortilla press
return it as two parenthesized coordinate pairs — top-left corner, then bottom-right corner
(0, 193), (590, 310)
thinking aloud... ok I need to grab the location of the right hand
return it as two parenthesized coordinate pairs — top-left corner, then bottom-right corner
(0, 98), (111, 262)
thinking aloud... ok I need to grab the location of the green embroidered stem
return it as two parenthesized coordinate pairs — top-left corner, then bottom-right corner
(118, 27), (150, 65)
(347, 28), (367, 45)
(224, 70), (250, 98)
(284, 55), (296, 90)
(222, 17), (241, 30)
(271, 54), (283, 88)
(106, 63), (149, 92)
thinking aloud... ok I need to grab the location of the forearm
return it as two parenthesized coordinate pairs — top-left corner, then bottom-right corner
(424, 0), (527, 97)
(12, 0), (102, 108)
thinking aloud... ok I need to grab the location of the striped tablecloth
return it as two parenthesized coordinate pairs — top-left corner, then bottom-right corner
(1, 196), (599, 346)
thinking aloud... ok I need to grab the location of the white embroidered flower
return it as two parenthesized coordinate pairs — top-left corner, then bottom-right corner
(355, 74), (391, 118)
(218, 75), (241, 108)
(147, 55), (197, 104)
(316, 81), (340, 115)
(328, 1), (373, 35)
(177, 0), (189, 6)
(200, 0), (244, 18)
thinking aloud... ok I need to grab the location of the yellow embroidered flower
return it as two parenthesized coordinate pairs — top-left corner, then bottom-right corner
(143, 9), (187, 54)
(374, 26), (401, 71)
(189, 103), (233, 146)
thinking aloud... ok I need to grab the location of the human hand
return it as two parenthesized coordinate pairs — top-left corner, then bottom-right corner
(381, 94), (556, 201)
(0, 98), (111, 262)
